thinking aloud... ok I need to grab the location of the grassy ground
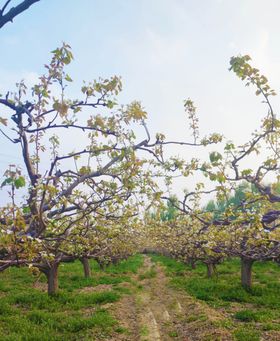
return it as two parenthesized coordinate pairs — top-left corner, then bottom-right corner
(2, 254), (280, 340)
(151, 254), (280, 341)
(0, 254), (143, 341)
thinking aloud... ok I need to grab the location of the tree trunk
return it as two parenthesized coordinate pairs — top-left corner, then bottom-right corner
(241, 257), (254, 289)
(190, 259), (196, 269)
(80, 257), (91, 278)
(97, 259), (105, 270)
(112, 257), (118, 265)
(41, 263), (59, 295)
(206, 263), (215, 278)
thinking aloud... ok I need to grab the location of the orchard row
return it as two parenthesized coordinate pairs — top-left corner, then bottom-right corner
(1, 46), (280, 294)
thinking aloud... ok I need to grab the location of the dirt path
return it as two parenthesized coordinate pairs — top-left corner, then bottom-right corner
(109, 256), (233, 341)
(136, 256), (174, 341)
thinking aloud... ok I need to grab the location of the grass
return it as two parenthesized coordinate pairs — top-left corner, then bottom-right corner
(168, 330), (178, 337)
(0, 254), (143, 340)
(3, 253), (280, 340)
(103, 254), (143, 274)
(151, 254), (280, 340)
(234, 309), (274, 322)
(140, 325), (149, 336)
(138, 266), (157, 280)
(233, 327), (261, 341)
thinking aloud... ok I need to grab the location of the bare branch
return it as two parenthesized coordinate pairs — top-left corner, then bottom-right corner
(1, 1), (12, 15)
(0, 0), (40, 29)
(26, 123), (119, 137)
(0, 127), (18, 143)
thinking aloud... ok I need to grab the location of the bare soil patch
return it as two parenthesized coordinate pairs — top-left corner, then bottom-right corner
(79, 284), (113, 293)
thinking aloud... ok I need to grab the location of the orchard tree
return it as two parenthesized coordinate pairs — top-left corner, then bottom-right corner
(0, 43), (156, 294)
(190, 56), (280, 288)
(0, 44), (220, 294)
(155, 55), (280, 289)
(202, 185), (280, 288)
(202, 55), (280, 219)
(203, 56), (280, 288)
(147, 209), (226, 277)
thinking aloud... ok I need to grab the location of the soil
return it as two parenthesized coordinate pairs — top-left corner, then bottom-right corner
(108, 256), (233, 341)
(79, 284), (113, 293)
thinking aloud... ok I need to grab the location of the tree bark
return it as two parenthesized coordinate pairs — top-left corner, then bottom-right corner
(80, 257), (91, 278)
(112, 257), (118, 265)
(190, 259), (196, 269)
(40, 263), (59, 295)
(206, 263), (215, 278)
(96, 259), (105, 270)
(241, 257), (254, 289)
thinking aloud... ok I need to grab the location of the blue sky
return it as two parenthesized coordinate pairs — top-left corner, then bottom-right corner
(1, 0), (280, 204)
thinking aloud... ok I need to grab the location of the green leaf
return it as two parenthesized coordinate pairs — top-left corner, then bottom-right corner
(65, 74), (73, 82)
(241, 169), (253, 176)
(14, 176), (26, 189)
(1, 177), (13, 187)
(224, 143), (235, 151)
(209, 152), (222, 163)
(22, 206), (31, 214)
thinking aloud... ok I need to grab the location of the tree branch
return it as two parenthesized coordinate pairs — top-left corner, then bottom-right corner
(1, 1), (12, 15)
(0, 0), (40, 29)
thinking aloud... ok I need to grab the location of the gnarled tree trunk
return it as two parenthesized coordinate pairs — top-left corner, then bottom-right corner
(40, 262), (59, 295)
(80, 257), (91, 278)
(241, 257), (254, 289)
(112, 257), (118, 265)
(206, 263), (215, 278)
(190, 259), (196, 269)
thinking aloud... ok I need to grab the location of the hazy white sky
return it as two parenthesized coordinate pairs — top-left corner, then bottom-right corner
(1, 0), (280, 204)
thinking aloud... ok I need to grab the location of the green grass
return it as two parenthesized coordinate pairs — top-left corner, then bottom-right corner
(0, 254), (143, 340)
(140, 325), (149, 336)
(151, 254), (280, 339)
(234, 309), (275, 322)
(233, 327), (261, 341)
(138, 266), (157, 280)
(103, 254), (143, 274)
(168, 330), (178, 337)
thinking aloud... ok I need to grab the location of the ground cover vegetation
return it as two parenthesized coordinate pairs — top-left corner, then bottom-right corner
(151, 254), (280, 341)
(0, 254), (143, 340)
(3, 251), (280, 341)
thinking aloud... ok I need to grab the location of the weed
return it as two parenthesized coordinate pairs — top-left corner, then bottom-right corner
(140, 325), (149, 336)
(233, 327), (260, 341)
